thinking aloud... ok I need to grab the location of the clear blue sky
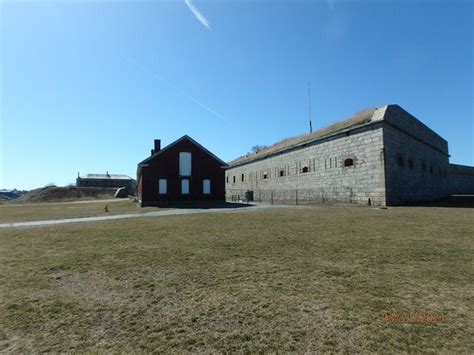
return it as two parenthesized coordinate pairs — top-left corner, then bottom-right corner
(1, 0), (472, 190)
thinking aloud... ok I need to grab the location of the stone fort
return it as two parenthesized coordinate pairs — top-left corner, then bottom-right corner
(225, 104), (474, 206)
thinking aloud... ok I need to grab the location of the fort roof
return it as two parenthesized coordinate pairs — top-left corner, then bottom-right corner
(79, 173), (133, 180)
(230, 107), (379, 167)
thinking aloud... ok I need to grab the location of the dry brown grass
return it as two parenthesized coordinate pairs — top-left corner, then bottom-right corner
(0, 205), (472, 352)
(232, 108), (377, 165)
(0, 200), (161, 223)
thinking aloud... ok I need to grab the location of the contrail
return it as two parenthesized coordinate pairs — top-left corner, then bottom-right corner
(123, 56), (228, 124)
(184, 0), (210, 29)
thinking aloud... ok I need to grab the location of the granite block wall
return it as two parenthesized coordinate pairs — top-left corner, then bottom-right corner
(383, 117), (450, 205)
(226, 105), (469, 206)
(226, 123), (386, 206)
(448, 164), (474, 194)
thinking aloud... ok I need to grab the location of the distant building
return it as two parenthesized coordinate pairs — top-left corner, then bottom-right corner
(137, 135), (228, 206)
(76, 172), (136, 195)
(0, 189), (27, 200)
(225, 104), (474, 206)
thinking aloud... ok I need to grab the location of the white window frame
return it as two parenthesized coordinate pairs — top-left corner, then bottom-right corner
(179, 152), (192, 176)
(158, 179), (167, 194)
(203, 179), (211, 194)
(181, 179), (190, 194)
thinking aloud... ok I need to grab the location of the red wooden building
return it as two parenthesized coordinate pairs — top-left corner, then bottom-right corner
(137, 135), (228, 206)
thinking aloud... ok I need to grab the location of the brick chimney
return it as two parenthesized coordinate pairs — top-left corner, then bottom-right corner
(154, 139), (161, 152)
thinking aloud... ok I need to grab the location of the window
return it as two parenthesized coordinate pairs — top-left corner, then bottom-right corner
(203, 179), (211, 194)
(181, 179), (189, 194)
(301, 166), (309, 173)
(158, 179), (167, 194)
(233, 176), (236, 183)
(179, 152), (192, 176)
(226, 176), (229, 183)
(344, 158), (354, 167)
(279, 169), (285, 177)
(397, 154), (404, 167)
(241, 173), (244, 182)
(263, 172), (268, 180)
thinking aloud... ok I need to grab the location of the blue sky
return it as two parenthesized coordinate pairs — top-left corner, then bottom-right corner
(1, 0), (472, 190)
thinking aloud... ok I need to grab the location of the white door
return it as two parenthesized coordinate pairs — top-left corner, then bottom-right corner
(158, 179), (167, 194)
(181, 179), (189, 194)
(203, 179), (211, 194)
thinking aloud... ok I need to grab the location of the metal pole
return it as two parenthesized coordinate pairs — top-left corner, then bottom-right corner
(308, 82), (313, 133)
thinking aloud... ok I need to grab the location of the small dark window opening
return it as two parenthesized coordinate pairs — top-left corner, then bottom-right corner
(301, 166), (309, 173)
(408, 159), (414, 169)
(263, 173), (268, 180)
(397, 154), (404, 167)
(279, 170), (285, 177)
(233, 176), (236, 183)
(344, 158), (354, 167)
(241, 173), (244, 182)
(226, 176), (229, 183)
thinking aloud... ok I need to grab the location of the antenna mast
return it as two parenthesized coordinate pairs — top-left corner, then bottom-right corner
(308, 81), (313, 133)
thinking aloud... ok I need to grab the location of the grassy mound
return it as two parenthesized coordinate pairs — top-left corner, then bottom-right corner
(17, 186), (116, 203)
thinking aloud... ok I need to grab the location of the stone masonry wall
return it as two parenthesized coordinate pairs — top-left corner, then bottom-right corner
(383, 119), (450, 205)
(448, 164), (474, 194)
(226, 123), (386, 206)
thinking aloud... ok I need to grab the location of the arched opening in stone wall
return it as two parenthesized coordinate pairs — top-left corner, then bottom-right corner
(344, 158), (354, 167)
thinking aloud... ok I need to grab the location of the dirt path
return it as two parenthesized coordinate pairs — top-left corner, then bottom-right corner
(0, 204), (296, 229)
(0, 198), (126, 208)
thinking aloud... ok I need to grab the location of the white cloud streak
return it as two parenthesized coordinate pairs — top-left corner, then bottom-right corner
(326, 0), (335, 10)
(122, 56), (228, 125)
(185, 0), (210, 29)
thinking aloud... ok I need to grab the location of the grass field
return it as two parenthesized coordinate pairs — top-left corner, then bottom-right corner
(0, 205), (472, 352)
(0, 200), (162, 223)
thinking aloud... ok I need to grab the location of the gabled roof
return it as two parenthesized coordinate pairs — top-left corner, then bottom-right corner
(138, 135), (228, 168)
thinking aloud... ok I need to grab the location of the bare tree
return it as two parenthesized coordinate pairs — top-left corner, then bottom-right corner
(251, 145), (267, 153)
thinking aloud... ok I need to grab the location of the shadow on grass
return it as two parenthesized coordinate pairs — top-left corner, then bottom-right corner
(402, 195), (474, 208)
(143, 201), (255, 210)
